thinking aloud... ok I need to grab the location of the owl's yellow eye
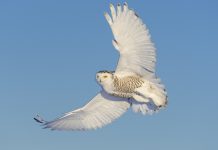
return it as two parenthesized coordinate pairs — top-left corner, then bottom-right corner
(103, 75), (108, 78)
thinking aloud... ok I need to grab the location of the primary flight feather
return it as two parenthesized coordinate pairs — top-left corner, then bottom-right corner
(34, 3), (168, 131)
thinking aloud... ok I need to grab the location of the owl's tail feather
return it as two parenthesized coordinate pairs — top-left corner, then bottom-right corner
(130, 99), (158, 115)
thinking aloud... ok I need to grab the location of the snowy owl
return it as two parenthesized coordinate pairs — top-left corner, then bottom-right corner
(34, 3), (168, 131)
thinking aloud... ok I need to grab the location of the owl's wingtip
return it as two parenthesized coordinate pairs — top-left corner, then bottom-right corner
(34, 115), (46, 124)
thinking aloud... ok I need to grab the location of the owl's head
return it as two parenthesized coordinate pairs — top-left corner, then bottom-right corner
(96, 70), (114, 85)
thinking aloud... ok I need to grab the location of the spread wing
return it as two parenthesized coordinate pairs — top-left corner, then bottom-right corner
(105, 3), (156, 77)
(43, 91), (130, 131)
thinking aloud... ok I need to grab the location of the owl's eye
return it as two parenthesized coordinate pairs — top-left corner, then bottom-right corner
(103, 75), (108, 78)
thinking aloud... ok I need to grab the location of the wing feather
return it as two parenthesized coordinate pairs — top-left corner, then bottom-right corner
(43, 91), (130, 131)
(105, 3), (156, 77)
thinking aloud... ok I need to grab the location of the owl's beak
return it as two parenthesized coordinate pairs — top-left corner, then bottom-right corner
(96, 76), (101, 83)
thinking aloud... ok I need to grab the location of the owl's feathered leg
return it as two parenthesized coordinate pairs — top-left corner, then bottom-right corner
(132, 94), (150, 103)
(134, 81), (167, 108)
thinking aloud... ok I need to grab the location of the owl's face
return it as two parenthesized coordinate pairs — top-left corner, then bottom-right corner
(96, 71), (114, 85)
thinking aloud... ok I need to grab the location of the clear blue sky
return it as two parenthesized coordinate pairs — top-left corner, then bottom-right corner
(0, 0), (218, 150)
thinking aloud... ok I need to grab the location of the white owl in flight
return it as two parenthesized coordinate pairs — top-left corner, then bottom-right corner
(34, 3), (168, 131)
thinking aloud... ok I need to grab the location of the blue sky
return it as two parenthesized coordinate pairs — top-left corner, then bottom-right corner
(0, 0), (218, 150)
